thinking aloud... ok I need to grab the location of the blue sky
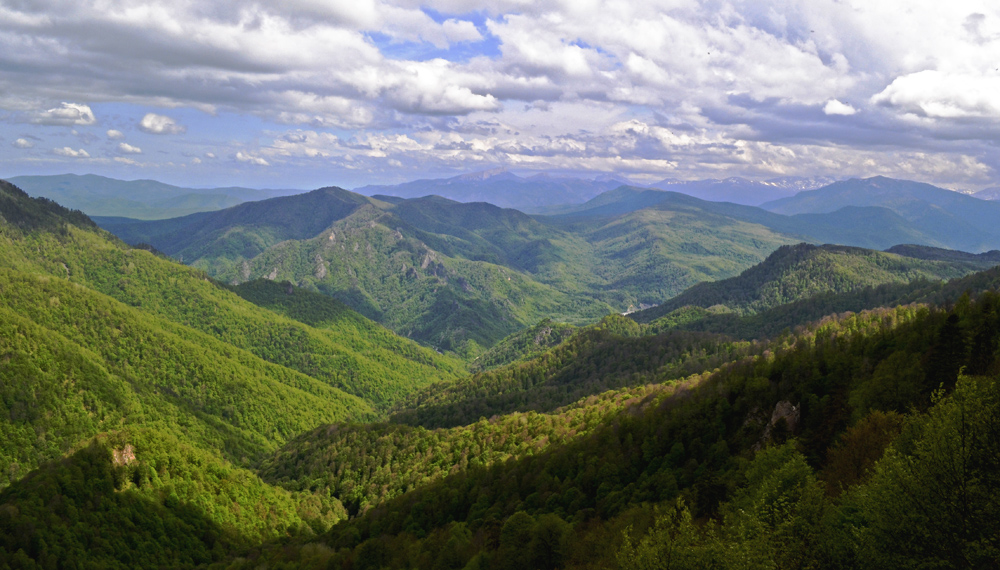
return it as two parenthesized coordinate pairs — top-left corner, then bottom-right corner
(2, 1), (1000, 191)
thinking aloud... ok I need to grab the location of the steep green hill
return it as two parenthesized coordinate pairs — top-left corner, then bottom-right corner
(631, 243), (992, 323)
(0, 179), (464, 485)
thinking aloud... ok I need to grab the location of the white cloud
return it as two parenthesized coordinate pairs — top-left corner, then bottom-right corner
(191, 157), (201, 164)
(2, 1), (1000, 189)
(824, 100), (857, 116)
(12, 138), (34, 149)
(872, 70), (1000, 119)
(53, 147), (90, 158)
(118, 142), (142, 154)
(139, 113), (185, 135)
(114, 156), (141, 165)
(235, 151), (269, 166)
(205, 152), (217, 159)
(33, 103), (96, 126)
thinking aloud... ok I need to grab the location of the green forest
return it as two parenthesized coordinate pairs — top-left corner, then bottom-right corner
(2, 177), (1000, 569)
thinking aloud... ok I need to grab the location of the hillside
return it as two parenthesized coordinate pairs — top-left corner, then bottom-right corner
(0, 180), (463, 483)
(225, 278), (1000, 570)
(630, 243), (993, 322)
(8, 173), (299, 219)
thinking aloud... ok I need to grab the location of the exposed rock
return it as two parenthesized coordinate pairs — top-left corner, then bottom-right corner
(112, 444), (136, 466)
(314, 254), (327, 279)
(266, 267), (279, 280)
(756, 400), (800, 449)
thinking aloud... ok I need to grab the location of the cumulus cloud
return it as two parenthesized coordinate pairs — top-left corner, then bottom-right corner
(53, 147), (90, 158)
(824, 100), (857, 116)
(139, 113), (186, 135)
(33, 103), (96, 126)
(3, 1), (1000, 189)
(118, 142), (142, 154)
(872, 71), (1000, 119)
(12, 138), (34, 149)
(235, 151), (269, 166)
(114, 156), (141, 166)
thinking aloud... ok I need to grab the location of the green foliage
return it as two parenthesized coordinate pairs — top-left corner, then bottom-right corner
(98, 187), (803, 350)
(634, 243), (987, 323)
(392, 314), (757, 428)
(470, 318), (576, 372)
(851, 375), (1000, 568)
(260, 386), (655, 516)
(0, 428), (345, 569)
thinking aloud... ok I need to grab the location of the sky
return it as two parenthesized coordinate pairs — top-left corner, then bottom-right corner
(2, 0), (1000, 191)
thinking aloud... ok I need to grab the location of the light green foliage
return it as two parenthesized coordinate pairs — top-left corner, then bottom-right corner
(0, 428), (346, 568)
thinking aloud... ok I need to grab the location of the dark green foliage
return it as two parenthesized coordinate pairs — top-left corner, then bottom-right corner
(235, 290), (1000, 569)
(392, 314), (757, 428)
(470, 318), (576, 372)
(259, 387), (647, 516)
(633, 243), (989, 323)
(0, 179), (96, 235)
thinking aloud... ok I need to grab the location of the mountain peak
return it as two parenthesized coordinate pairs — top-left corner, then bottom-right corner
(452, 167), (517, 183)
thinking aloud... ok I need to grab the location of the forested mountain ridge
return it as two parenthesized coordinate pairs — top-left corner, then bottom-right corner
(631, 242), (996, 323)
(95, 186), (806, 352)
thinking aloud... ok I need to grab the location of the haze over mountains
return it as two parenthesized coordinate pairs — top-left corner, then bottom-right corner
(9, 174), (302, 220)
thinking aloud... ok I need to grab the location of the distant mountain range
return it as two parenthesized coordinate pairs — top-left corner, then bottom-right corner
(356, 170), (838, 211)
(354, 168), (626, 212)
(7, 173), (302, 219)
(761, 176), (1000, 252)
(93, 175), (1000, 352)
(650, 176), (839, 206)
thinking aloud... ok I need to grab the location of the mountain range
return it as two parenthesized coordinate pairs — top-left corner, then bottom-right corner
(88, 175), (1000, 353)
(8, 173), (302, 219)
(1, 175), (1000, 568)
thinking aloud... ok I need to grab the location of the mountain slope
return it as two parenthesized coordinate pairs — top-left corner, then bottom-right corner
(630, 243), (991, 323)
(96, 187), (808, 350)
(0, 179), (464, 486)
(8, 173), (299, 219)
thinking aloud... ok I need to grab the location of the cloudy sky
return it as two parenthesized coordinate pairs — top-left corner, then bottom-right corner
(2, 0), (999, 190)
